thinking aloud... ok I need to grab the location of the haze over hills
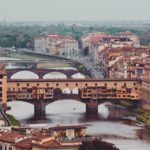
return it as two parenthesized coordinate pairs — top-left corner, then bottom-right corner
(0, 20), (150, 28)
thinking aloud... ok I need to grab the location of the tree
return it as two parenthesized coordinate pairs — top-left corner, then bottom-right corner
(79, 138), (119, 150)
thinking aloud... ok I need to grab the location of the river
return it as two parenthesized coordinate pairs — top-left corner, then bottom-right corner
(6, 61), (150, 150)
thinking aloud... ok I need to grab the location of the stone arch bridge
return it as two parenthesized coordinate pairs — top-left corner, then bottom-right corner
(6, 68), (91, 79)
(6, 78), (141, 116)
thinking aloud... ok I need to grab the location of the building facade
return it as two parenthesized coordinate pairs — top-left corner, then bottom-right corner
(34, 34), (79, 57)
(0, 64), (7, 110)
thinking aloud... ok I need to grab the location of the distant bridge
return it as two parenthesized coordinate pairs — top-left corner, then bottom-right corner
(6, 68), (91, 79)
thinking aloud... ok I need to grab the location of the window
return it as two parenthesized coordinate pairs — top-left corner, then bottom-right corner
(0, 144), (2, 150)
(37, 83), (39, 86)
(9, 146), (12, 150)
(124, 83), (126, 87)
(56, 83), (59, 86)
(76, 83), (78, 86)
(47, 83), (49, 86)
(95, 83), (97, 86)
(17, 83), (20, 86)
(66, 83), (68, 86)
(104, 83), (107, 87)
(85, 83), (88, 86)
(27, 83), (29, 87)
(114, 83), (117, 86)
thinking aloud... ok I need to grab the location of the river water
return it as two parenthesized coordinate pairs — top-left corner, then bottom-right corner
(6, 62), (150, 150)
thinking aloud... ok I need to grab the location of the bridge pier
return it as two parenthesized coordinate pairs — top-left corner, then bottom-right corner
(86, 99), (98, 115)
(33, 100), (46, 118)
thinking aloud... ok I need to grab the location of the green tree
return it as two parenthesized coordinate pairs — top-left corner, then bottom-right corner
(79, 139), (119, 150)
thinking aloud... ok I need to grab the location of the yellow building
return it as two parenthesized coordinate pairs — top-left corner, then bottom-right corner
(0, 64), (7, 110)
(49, 125), (86, 139)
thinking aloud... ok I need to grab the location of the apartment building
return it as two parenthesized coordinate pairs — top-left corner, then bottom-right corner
(0, 64), (7, 110)
(34, 34), (79, 57)
(81, 31), (139, 59)
(97, 47), (150, 78)
(0, 125), (86, 150)
(142, 67), (150, 110)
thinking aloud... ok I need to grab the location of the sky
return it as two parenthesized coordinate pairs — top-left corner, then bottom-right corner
(0, 0), (150, 21)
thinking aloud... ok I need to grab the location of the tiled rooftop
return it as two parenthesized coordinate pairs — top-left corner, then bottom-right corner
(0, 132), (26, 143)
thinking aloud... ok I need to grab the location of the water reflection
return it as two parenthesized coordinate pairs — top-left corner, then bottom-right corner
(7, 101), (34, 120)
(136, 127), (150, 142)
(105, 139), (150, 150)
(5, 62), (35, 69)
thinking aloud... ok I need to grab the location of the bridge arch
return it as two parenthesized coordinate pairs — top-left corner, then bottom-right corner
(72, 87), (80, 94)
(7, 101), (34, 119)
(53, 88), (62, 97)
(46, 100), (85, 114)
(43, 72), (67, 79)
(63, 87), (72, 94)
(71, 73), (86, 79)
(11, 71), (39, 79)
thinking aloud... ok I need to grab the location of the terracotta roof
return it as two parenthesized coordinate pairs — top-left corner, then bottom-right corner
(32, 140), (60, 148)
(32, 134), (51, 141)
(119, 31), (134, 36)
(14, 139), (32, 149)
(0, 132), (26, 143)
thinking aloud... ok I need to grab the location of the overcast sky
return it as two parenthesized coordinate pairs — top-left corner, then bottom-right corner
(0, 0), (150, 21)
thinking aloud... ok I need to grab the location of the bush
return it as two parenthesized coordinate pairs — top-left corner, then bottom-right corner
(6, 114), (21, 127)
(79, 64), (86, 71)
(134, 108), (146, 114)
(119, 101), (133, 109)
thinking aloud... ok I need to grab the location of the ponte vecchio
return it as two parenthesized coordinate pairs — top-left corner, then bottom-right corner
(0, 64), (142, 116)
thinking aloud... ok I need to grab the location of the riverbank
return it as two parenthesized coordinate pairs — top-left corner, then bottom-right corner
(6, 114), (21, 127)
(114, 100), (150, 127)
(135, 109), (150, 127)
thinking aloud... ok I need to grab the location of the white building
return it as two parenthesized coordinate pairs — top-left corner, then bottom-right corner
(34, 34), (79, 57)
